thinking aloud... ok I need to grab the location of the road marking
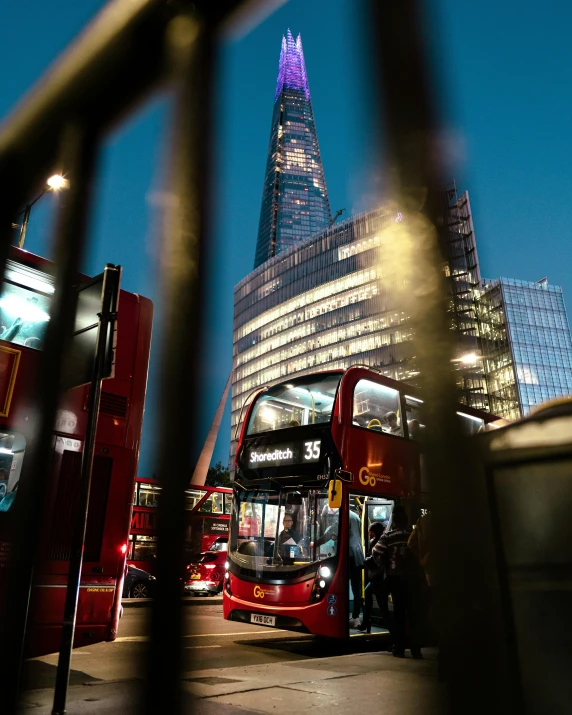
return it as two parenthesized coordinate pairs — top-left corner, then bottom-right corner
(115, 629), (287, 643)
(183, 645), (222, 650)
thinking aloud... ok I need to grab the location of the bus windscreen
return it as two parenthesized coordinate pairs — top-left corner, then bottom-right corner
(247, 374), (341, 435)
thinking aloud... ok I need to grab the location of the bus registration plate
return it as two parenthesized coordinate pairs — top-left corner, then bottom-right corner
(251, 614), (275, 627)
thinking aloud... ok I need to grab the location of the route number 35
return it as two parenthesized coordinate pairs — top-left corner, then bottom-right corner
(303, 441), (320, 460)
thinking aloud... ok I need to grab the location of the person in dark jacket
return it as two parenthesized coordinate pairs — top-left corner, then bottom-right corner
(357, 522), (389, 633)
(373, 505), (423, 658)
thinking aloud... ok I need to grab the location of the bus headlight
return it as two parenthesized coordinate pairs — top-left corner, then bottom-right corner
(225, 561), (230, 571)
(309, 561), (335, 603)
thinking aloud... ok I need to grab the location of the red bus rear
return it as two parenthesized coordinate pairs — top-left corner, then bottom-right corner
(129, 479), (232, 574)
(0, 247), (153, 657)
(224, 367), (502, 638)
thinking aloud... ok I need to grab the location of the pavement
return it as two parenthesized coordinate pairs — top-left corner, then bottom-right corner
(18, 648), (444, 714)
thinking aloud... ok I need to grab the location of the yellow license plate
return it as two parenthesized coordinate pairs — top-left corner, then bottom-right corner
(190, 574), (201, 580)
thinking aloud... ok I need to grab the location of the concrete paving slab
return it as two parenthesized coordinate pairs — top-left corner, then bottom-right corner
(211, 685), (336, 713)
(184, 663), (348, 699)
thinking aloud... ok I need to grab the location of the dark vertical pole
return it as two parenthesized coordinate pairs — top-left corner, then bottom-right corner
(144, 12), (215, 714)
(18, 204), (31, 249)
(0, 123), (98, 714)
(368, 1), (510, 712)
(52, 264), (121, 715)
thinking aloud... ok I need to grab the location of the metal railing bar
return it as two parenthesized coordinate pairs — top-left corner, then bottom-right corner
(370, 1), (510, 711)
(144, 11), (215, 714)
(0, 122), (99, 714)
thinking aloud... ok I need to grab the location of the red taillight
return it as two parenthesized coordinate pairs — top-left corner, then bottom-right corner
(119, 543), (128, 555)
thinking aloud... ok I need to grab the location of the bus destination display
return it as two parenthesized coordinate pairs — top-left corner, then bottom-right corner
(246, 440), (321, 468)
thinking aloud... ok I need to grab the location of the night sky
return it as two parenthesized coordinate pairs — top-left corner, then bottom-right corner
(1, 1), (571, 476)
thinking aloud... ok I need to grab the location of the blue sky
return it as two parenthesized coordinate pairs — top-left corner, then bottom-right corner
(1, 1), (571, 476)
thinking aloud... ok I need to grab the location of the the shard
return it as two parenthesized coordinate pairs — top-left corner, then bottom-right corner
(253, 30), (331, 269)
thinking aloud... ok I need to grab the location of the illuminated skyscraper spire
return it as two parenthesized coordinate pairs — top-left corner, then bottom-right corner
(254, 30), (331, 269)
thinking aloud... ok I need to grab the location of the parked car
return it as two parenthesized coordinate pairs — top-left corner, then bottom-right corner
(184, 538), (228, 596)
(123, 564), (156, 599)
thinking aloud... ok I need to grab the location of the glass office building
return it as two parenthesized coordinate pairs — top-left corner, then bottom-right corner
(234, 208), (421, 455)
(253, 30), (331, 269)
(478, 277), (572, 420)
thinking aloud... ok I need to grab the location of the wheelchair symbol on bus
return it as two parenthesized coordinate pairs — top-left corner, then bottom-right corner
(327, 594), (337, 605)
(327, 605), (337, 616)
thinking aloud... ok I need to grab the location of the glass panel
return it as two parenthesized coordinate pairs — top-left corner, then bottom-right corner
(404, 395), (425, 440)
(353, 379), (403, 436)
(198, 493), (224, 514)
(230, 489), (339, 578)
(185, 489), (206, 511)
(223, 494), (232, 515)
(247, 373), (341, 435)
(0, 263), (54, 350)
(132, 535), (157, 561)
(138, 484), (160, 508)
(0, 431), (26, 513)
(365, 499), (394, 539)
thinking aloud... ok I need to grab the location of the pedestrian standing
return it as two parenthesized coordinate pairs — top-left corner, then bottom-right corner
(373, 505), (423, 658)
(357, 522), (390, 635)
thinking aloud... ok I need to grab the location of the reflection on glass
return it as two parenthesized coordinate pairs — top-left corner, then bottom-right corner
(131, 535), (157, 561)
(0, 431), (26, 513)
(0, 262), (53, 351)
(247, 373), (341, 435)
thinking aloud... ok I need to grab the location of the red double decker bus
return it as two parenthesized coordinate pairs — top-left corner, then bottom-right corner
(223, 367), (502, 638)
(129, 478), (232, 574)
(0, 247), (153, 657)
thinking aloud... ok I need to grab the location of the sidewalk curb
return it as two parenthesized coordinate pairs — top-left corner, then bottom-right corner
(122, 596), (223, 608)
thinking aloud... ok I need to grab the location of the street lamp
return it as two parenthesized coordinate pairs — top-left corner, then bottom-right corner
(15, 174), (68, 249)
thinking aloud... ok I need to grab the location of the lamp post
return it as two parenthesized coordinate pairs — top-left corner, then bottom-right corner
(16, 174), (69, 249)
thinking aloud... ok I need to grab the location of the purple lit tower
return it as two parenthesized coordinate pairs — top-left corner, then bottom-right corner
(253, 30), (331, 268)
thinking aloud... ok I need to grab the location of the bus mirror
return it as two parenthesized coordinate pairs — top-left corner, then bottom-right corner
(328, 479), (342, 510)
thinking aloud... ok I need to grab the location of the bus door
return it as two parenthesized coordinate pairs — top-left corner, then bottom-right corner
(348, 495), (395, 633)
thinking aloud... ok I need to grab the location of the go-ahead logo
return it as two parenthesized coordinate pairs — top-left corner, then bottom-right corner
(253, 585), (274, 599)
(359, 467), (391, 487)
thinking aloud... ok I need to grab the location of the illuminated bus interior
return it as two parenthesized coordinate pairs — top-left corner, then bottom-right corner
(247, 373), (342, 435)
(0, 261), (54, 351)
(230, 488), (339, 575)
